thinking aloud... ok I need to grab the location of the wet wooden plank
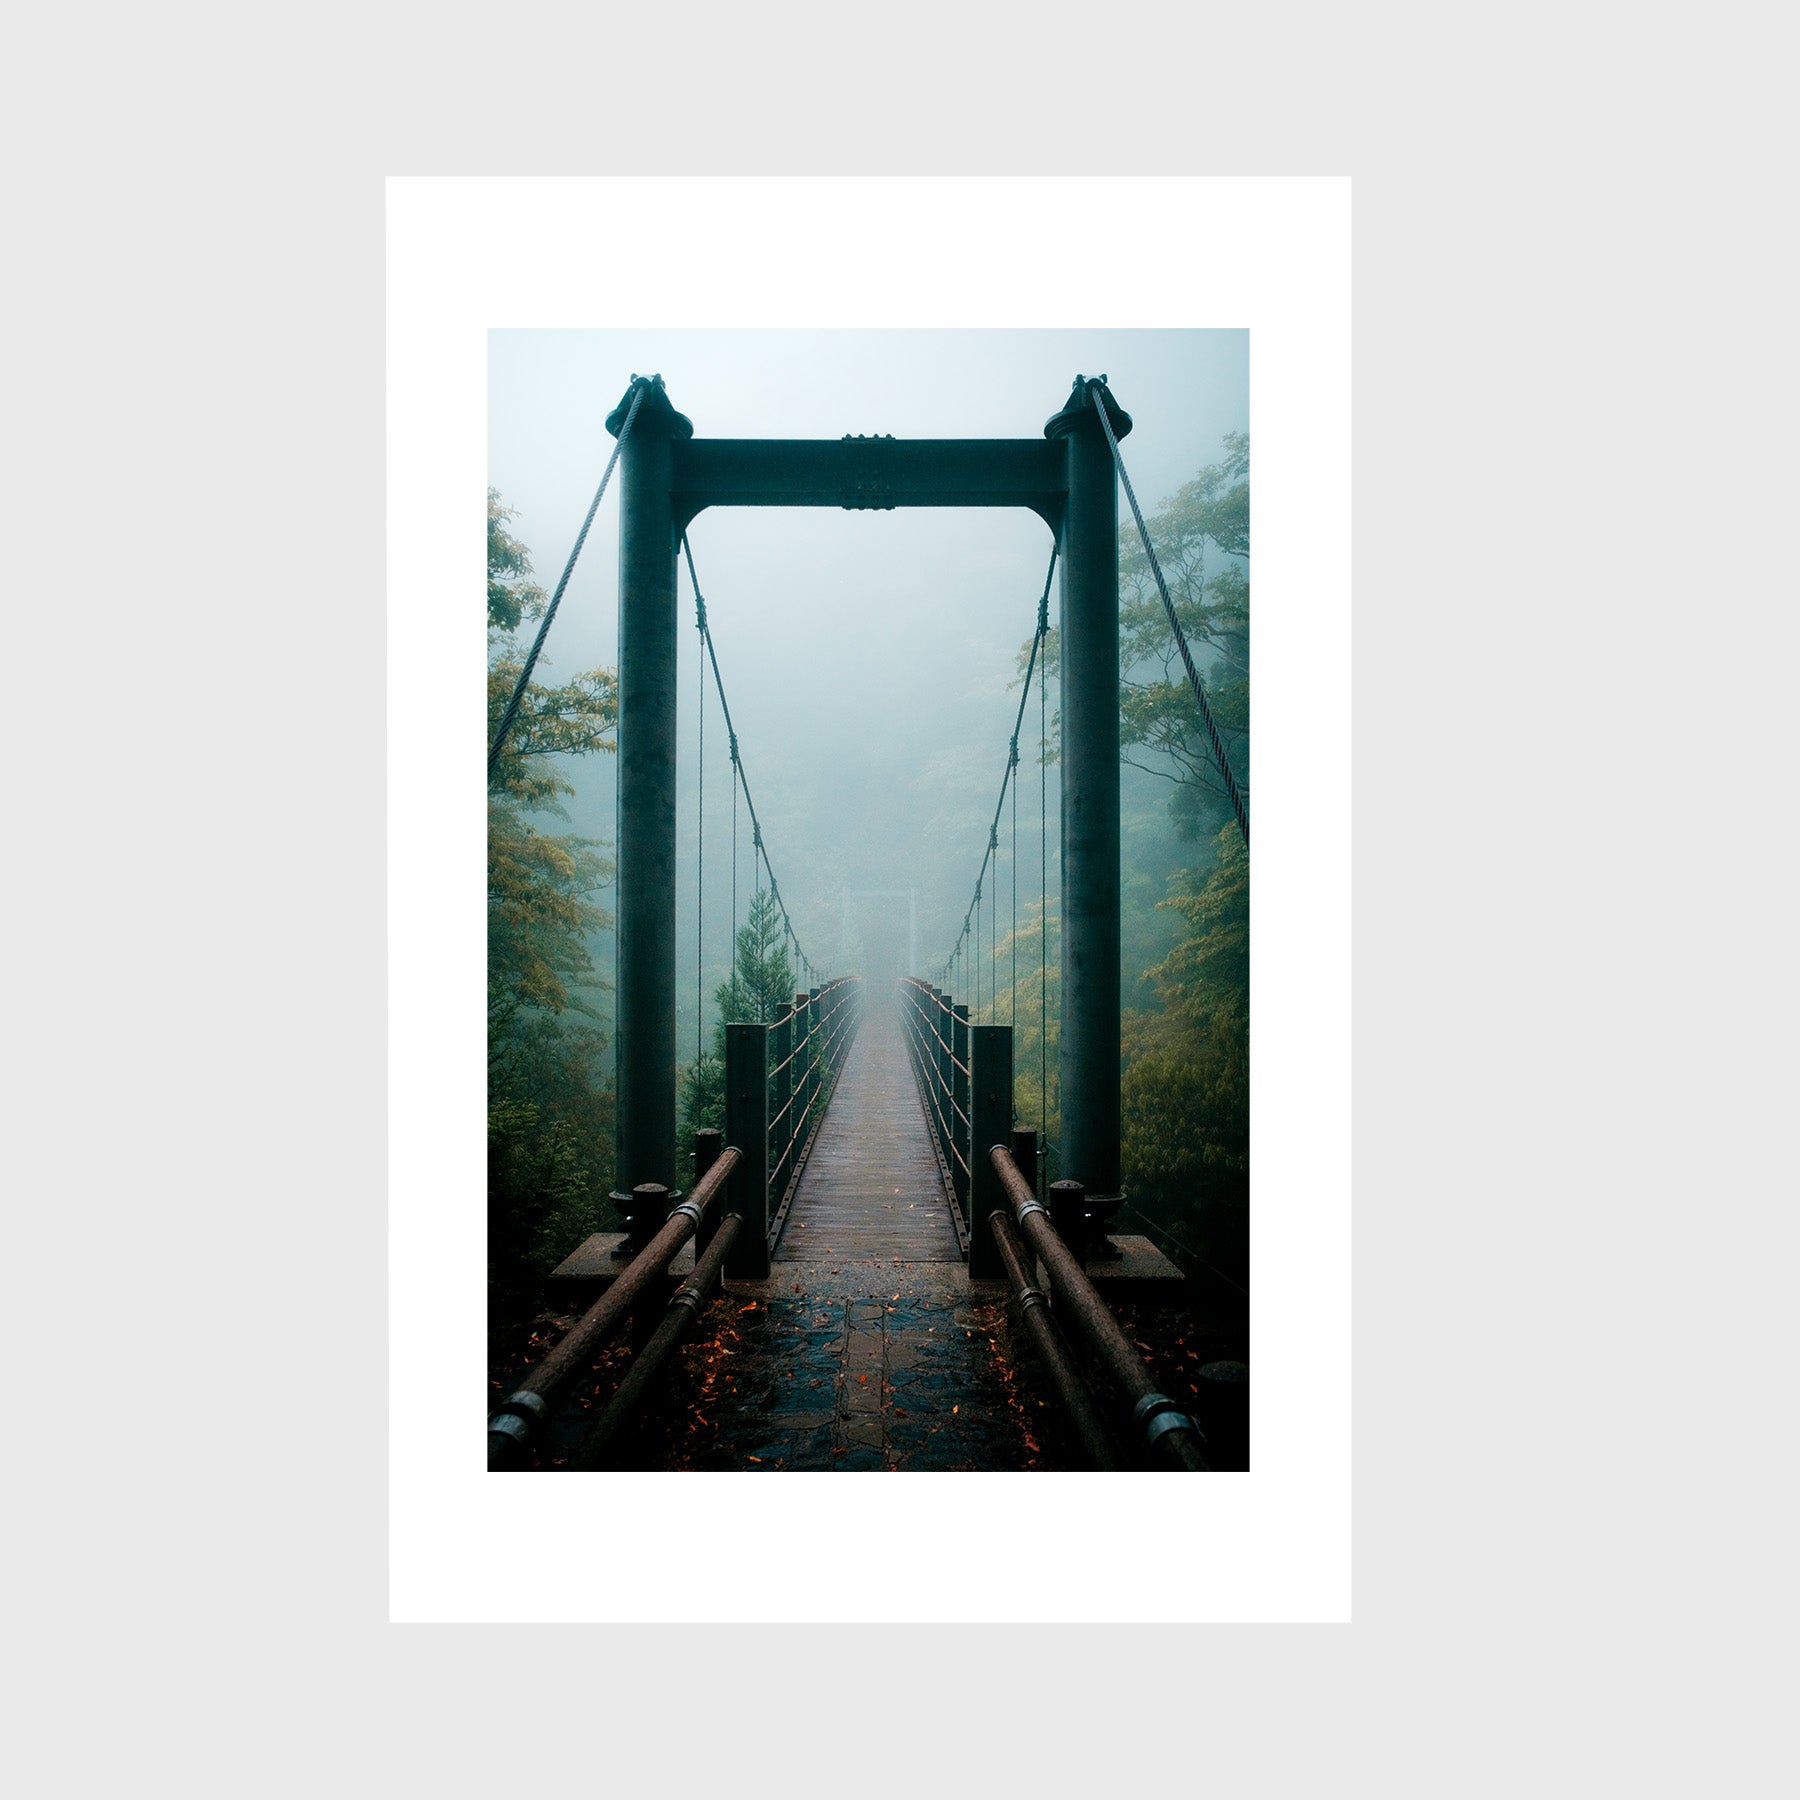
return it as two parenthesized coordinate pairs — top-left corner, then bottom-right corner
(774, 1002), (964, 1263)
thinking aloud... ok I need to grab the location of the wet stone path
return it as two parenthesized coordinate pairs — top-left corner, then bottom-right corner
(508, 1000), (1080, 1471)
(666, 1260), (1058, 1470)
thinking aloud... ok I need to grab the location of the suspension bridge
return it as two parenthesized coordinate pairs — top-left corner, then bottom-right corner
(488, 373), (1249, 1473)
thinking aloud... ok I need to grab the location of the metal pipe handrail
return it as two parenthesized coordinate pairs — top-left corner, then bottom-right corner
(989, 1145), (1214, 1471)
(488, 1145), (742, 1468)
(572, 1212), (745, 1468)
(988, 1209), (1117, 1469)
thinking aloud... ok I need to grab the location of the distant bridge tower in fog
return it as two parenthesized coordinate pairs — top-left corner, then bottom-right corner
(841, 888), (917, 981)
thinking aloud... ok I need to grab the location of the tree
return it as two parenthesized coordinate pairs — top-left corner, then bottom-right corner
(1120, 823), (1249, 1273)
(1118, 432), (1249, 842)
(1017, 433), (1249, 842)
(677, 888), (797, 1148)
(487, 490), (620, 1336)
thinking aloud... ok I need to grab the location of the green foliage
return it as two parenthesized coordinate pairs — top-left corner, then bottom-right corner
(676, 888), (797, 1150)
(1118, 433), (1250, 841)
(979, 896), (1063, 1174)
(711, 888), (796, 1041)
(487, 489), (620, 1339)
(1004, 436), (1252, 1269)
(1121, 825), (1249, 1274)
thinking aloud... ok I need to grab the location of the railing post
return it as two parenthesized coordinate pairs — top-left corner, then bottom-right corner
(1010, 1125), (1039, 1204)
(951, 1002), (971, 1216)
(693, 1127), (723, 1253)
(968, 1024), (1013, 1280)
(1049, 1178), (1087, 1269)
(724, 1022), (770, 1278)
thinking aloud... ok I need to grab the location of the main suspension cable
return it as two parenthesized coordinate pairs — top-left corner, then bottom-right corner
(1087, 380), (1249, 847)
(935, 546), (1058, 980)
(487, 378), (644, 780)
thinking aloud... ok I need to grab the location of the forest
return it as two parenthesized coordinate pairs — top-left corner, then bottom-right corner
(487, 436), (1250, 1344)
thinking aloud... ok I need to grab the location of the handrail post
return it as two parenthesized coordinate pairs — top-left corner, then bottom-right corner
(724, 1022), (770, 1278)
(951, 1002), (971, 1216)
(693, 1128), (723, 1253)
(1049, 1178), (1088, 1269)
(968, 1024), (1013, 1279)
(1010, 1125), (1038, 1203)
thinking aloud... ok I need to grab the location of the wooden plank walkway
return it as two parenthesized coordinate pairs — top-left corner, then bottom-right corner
(774, 998), (963, 1263)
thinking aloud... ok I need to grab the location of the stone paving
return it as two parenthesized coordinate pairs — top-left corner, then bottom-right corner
(658, 1259), (1062, 1471)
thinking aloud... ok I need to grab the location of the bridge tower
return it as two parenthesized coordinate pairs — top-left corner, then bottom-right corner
(603, 373), (1130, 1215)
(1046, 377), (1131, 1203)
(605, 375), (693, 1219)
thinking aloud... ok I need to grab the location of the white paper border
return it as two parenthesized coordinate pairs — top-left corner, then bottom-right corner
(389, 176), (1349, 1622)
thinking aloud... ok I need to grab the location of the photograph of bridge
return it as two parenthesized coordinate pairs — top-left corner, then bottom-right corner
(486, 330), (1249, 1472)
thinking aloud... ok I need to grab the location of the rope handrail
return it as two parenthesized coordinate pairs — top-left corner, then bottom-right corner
(1087, 380), (1249, 847)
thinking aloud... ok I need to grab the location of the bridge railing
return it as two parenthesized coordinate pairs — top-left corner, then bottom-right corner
(490, 977), (863, 1467)
(488, 1137), (743, 1469)
(724, 975), (863, 1278)
(896, 977), (1214, 1471)
(896, 977), (974, 1252)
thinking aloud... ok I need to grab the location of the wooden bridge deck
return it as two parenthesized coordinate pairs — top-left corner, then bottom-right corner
(775, 999), (962, 1263)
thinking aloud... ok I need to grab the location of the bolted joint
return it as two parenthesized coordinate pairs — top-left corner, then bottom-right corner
(487, 1388), (550, 1467)
(1043, 372), (1132, 443)
(1132, 1390), (1204, 1450)
(605, 372), (695, 441)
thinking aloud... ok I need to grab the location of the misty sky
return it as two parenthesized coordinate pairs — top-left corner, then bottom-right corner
(488, 329), (1248, 1049)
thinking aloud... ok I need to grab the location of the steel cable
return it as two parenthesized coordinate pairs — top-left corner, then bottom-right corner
(1087, 380), (1248, 846)
(935, 547), (1058, 978)
(684, 533), (819, 977)
(487, 378), (644, 780)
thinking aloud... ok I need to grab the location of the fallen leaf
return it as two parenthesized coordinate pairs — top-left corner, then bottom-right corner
(747, 1455), (762, 1463)
(952, 1405), (959, 1414)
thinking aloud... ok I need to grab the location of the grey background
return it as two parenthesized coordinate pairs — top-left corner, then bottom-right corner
(8, 16), (1790, 1800)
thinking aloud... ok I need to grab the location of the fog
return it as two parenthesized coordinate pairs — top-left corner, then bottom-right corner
(488, 328), (1248, 1049)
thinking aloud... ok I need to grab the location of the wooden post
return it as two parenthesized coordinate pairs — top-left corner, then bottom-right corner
(693, 1127), (723, 1253)
(724, 1022), (770, 1278)
(968, 1024), (1013, 1280)
(1010, 1125), (1039, 1203)
(1049, 1178), (1088, 1269)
